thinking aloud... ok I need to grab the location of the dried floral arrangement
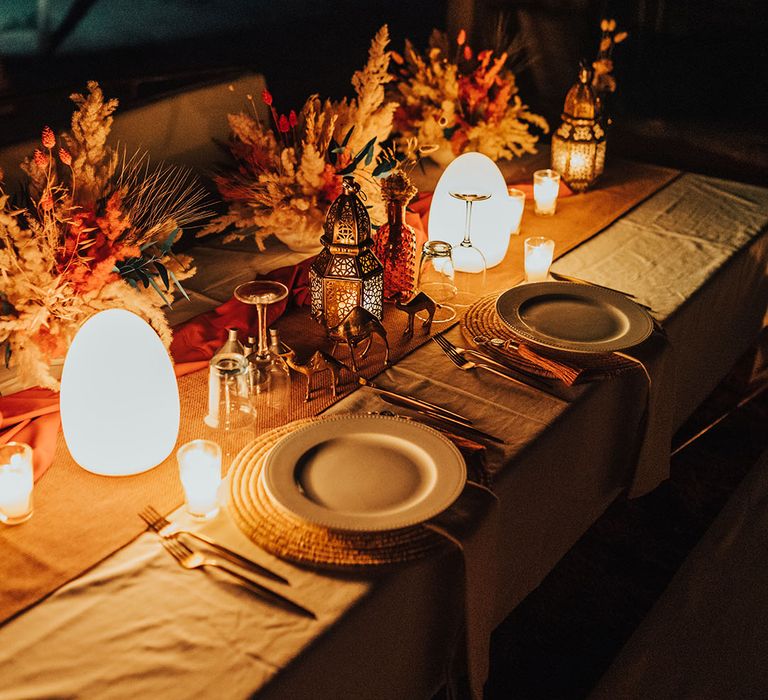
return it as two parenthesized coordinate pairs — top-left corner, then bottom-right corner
(0, 81), (210, 390)
(390, 29), (549, 163)
(591, 19), (628, 105)
(201, 25), (397, 253)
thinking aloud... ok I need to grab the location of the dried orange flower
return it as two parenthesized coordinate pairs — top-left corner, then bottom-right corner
(58, 147), (72, 166)
(33, 149), (48, 167)
(41, 126), (55, 149)
(457, 29), (466, 46)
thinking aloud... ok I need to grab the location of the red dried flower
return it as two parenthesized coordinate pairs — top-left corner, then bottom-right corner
(59, 147), (72, 166)
(40, 194), (54, 211)
(463, 45), (473, 61)
(262, 88), (273, 106)
(278, 114), (290, 133)
(457, 29), (466, 46)
(41, 126), (55, 149)
(33, 149), (48, 168)
(288, 109), (298, 128)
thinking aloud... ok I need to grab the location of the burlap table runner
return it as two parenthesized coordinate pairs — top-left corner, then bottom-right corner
(0, 160), (679, 624)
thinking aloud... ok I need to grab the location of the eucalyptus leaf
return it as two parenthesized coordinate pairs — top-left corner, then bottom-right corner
(338, 136), (377, 175)
(169, 270), (191, 302)
(340, 126), (355, 148)
(373, 161), (395, 178)
(328, 138), (340, 165)
(153, 261), (170, 290)
(148, 277), (172, 307)
(160, 227), (180, 255)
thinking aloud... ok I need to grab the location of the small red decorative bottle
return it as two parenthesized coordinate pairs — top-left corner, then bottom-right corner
(374, 171), (419, 302)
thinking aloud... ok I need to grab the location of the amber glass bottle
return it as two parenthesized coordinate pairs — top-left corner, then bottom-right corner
(373, 172), (419, 302)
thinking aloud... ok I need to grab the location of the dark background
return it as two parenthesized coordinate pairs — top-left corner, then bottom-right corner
(1, 0), (767, 183)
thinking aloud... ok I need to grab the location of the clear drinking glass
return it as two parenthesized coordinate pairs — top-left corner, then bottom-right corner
(449, 191), (489, 306)
(234, 280), (291, 420)
(418, 240), (458, 323)
(0, 442), (34, 525)
(205, 350), (254, 465)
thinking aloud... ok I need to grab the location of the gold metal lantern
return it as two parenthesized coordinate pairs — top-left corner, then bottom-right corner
(551, 63), (606, 192)
(310, 176), (384, 329)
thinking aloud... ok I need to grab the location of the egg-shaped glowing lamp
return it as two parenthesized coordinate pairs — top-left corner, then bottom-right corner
(60, 309), (180, 476)
(428, 152), (514, 269)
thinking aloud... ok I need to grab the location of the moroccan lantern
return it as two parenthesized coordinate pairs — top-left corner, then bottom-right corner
(550, 63), (606, 192)
(309, 176), (384, 329)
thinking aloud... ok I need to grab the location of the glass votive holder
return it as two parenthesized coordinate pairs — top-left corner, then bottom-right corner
(507, 187), (526, 235)
(177, 439), (222, 520)
(205, 353), (253, 431)
(533, 169), (561, 216)
(524, 237), (555, 282)
(418, 240), (458, 322)
(0, 442), (34, 525)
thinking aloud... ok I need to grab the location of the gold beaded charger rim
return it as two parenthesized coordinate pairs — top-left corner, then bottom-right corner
(460, 292), (637, 374)
(228, 417), (449, 570)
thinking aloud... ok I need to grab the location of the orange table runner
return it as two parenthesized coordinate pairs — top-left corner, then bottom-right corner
(0, 160), (679, 624)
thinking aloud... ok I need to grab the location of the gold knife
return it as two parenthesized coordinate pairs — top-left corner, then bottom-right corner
(378, 397), (506, 444)
(358, 376), (473, 425)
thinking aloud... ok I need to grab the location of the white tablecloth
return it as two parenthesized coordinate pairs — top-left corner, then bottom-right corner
(1, 173), (767, 699)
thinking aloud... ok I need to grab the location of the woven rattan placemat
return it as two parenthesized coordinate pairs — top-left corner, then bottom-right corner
(461, 292), (638, 383)
(228, 417), (452, 569)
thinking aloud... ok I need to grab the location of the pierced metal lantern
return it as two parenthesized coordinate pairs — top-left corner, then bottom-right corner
(551, 63), (606, 192)
(309, 176), (384, 329)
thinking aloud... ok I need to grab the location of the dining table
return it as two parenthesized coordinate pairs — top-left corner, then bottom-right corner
(1, 79), (767, 699)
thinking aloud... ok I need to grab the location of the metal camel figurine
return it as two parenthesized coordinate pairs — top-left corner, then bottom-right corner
(394, 291), (437, 337)
(327, 306), (389, 372)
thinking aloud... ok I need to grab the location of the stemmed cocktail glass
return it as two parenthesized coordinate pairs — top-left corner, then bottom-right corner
(449, 191), (489, 306)
(233, 280), (291, 418)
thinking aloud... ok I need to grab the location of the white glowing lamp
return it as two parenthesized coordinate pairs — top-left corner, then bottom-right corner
(61, 309), (180, 476)
(428, 152), (514, 269)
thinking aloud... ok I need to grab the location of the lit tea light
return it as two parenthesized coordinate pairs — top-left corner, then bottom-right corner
(533, 169), (561, 216)
(507, 187), (526, 235)
(0, 442), (34, 525)
(177, 440), (222, 519)
(524, 237), (555, 282)
(568, 152), (588, 171)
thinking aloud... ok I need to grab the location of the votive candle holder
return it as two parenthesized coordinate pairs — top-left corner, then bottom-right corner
(533, 169), (561, 216)
(0, 442), (34, 525)
(507, 187), (526, 235)
(524, 237), (555, 282)
(177, 439), (222, 520)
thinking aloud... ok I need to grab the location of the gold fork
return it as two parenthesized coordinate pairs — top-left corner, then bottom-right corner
(139, 505), (287, 584)
(432, 334), (566, 401)
(159, 537), (315, 619)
